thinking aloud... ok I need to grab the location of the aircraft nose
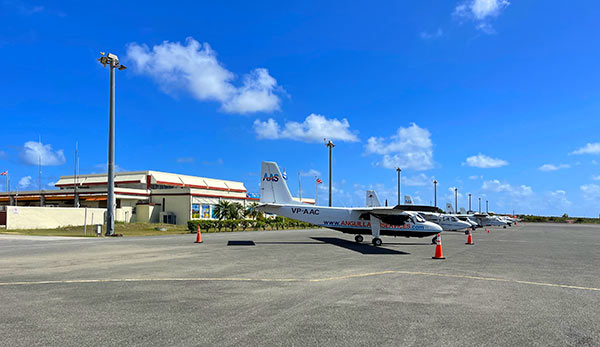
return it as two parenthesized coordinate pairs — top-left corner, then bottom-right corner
(430, 222), (443, 232)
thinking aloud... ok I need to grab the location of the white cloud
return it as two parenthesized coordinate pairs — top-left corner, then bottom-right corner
(177, 157), (195, 163)
(47, 181), (56, 187)
(469, 175), (482, 180)
(254, 114), (359, 143)
(571, 143), (600, 155)
(463, 153), (508, 168)
(548, 190), (572, 207)
(539, 163), (570, 172)
(300, 169), (321, 177)
(202, 158), (224, 166)
(126, 37), (282, 114)
(592, 175), (600, 181)
(420, 28), (444, 39)
(444, 187), (464, 203)
(19, 141), (66, 166)
(581, 184), (600, 200)
(18, 176), (32, 189)
(454, 0), (510, 33)
(482, 179), (532, 196)
(365, 123), (434, 170)
(93, 163), (126, 173)
(403, 173), (433, 186)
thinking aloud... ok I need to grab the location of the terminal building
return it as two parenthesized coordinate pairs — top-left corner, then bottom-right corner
(0, 171), (248, 226)
(0, 170), (314, 228)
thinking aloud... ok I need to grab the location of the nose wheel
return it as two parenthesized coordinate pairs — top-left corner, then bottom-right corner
(354, 235), (364, 243)
(372, 238), (382, 246)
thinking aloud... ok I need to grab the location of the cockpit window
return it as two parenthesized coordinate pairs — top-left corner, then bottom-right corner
(415, 214), (426, 223)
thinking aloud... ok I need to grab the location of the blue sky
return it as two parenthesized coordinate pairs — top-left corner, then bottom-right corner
(2, 0), (600, 216)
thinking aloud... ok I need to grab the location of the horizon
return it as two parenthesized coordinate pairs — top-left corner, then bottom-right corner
(1, 1), (599, 217)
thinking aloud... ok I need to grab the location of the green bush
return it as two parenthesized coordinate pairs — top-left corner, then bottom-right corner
(187, 216), (319, 233)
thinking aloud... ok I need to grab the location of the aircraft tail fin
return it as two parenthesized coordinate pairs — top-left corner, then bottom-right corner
(459, 207), (467, 214)
(366, 190), (381, 207)
(260, 161), (294, 204)
(446, 203), (454, 214)
(404, 195), (414, 205)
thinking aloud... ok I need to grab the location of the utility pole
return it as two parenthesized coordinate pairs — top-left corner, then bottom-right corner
(433, 179), (438, 207)
(74, 142), (79, 208)
(325, 139), (335, 207)
(298, 171), (302, 202)
(396, 168), (401, 205)
(98, 52), (126, 236)
(454, 187), (458, 214)
(468, 193), (472, 212)
(315, 176), (318, 206)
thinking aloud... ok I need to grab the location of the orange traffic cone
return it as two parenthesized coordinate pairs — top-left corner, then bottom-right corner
(466, 229), (474, 245)
(432, 233), (445, 259)
(195, 225), (203, 243)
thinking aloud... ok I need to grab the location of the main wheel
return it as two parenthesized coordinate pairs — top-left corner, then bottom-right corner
(432, 236), (437, 244)
(355, 235), (364, 243)
(372, 237), (382, 246)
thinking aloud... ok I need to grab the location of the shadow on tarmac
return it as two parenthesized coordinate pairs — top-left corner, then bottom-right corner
(311, 237), (410, 255)
(227, 240), (256, 246)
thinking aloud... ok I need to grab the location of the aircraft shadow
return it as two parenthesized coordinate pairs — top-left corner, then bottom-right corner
(254, 241), (324, 245)
(311, 237), (409, 255)
(227, 240), (256, 246)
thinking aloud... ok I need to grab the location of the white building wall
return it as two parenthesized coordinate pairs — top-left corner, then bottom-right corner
(4, 206), (134, 230)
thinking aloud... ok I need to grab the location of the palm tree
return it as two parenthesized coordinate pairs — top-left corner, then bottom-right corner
(245, 202), (263, 220)
(227, 202), (243, 220)
(213, 200), (231, 220)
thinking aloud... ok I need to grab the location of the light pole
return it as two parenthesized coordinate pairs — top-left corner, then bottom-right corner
(478, 197), (481, 213)
(486, 200), (489, 213)
(433, 179), (438, 208)
(468, 193), (472, 212)
(454, 187), (458, 214)
(325, 139), (335, 207)
(396, 168), (402, 205)
(98, 52), (126, 236)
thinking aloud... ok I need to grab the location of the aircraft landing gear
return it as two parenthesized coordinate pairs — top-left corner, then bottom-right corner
(355, 235), (364, 243)
(372, 238), (382, 246)
(432, 236), (437, 244)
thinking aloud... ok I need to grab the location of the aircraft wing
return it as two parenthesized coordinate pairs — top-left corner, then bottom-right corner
(352, 207), (413, 225)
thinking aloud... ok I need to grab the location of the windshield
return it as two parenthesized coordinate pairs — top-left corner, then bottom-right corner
(414, 214), (426, 223)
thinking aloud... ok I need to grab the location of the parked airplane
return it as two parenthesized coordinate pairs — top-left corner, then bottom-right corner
(258, 162), (443, 246)
(371, 193), (471, 232)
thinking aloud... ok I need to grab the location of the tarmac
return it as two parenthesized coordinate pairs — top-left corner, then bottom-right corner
(0, 223), (599, 346)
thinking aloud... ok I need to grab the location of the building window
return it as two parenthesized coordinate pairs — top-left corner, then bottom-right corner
(192, 204), (200, 219)
(202, 205), (211, 219)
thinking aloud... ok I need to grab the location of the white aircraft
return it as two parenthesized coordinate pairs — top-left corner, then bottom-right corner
(257, 162), (443, 246)
(371, 193), (471, 232)
(444, 204), (479, 230)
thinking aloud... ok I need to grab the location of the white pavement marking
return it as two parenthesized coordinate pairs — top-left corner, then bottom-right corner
(1, 271), (599, 292)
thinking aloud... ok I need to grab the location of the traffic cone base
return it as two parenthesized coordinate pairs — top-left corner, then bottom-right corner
(195, 226), (203, 243)
(466, 230), (474, 245)
(432, 233), (445, 259)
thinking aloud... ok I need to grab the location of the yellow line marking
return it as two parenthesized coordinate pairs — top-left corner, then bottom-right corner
(1, 271), (598, 292)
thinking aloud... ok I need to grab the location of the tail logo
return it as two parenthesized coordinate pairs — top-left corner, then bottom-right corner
(263, 173), (280, 182)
